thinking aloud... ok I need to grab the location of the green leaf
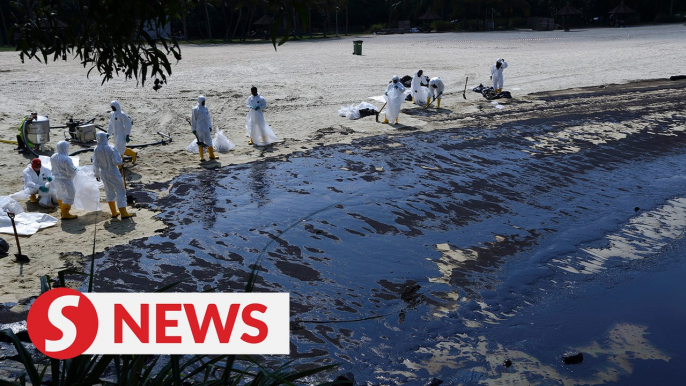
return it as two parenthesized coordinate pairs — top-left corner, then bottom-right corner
(0, 330), (41, 386)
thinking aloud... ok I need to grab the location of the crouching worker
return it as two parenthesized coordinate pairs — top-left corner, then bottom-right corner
(50, 141), (78, 220)
(429, 77), (445, 108)
(93, 132), (133, 218)
(23, 158), (57, 208)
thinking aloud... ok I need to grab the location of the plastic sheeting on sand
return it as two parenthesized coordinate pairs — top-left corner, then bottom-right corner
(0, 196), (57, 236)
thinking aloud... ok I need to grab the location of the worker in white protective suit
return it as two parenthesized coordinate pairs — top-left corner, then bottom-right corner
(411, 69), (429, 105)
(490, 58), (508, 93)
(428, 77), (445, 108)
(22, 158), (57, 208)
(191, 95), (218, 161)
(93, 132), (133, 218)
(383, 76), (406, 124)
(246, 86), (279, 146)
(107, 100), (137, 164)
(50, 141), (78, 220)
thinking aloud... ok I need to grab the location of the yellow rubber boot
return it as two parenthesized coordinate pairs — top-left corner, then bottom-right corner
(107, 201), (120, 218)
(208, 146), (218, 159)
(29, 194), (38, 203)
(199, 147), (205, 161)
(124, 148), (137, 163)
(61, 203), (78, 220)
(249, 138), (254, 145)
(426, 99), (431, 107)
(382, 114), (389, 124)
(395, 118), (399, 124)
(119, 207), (133, 218)
(437, 98), (441, 108)
(58, 199), (62, 207)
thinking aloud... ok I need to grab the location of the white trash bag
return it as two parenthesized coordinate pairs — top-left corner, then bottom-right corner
(186, 139), (199, 154)
(10, 188), (31, 201)
(0, 196), (24, 215)
(212, 130), (236, 153)
(73, 165), (103, 212)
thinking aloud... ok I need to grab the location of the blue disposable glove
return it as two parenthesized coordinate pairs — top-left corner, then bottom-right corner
(209, 127), (213, 132)
(125, 135), (130, 143)
(254, 106), (260, 110)
(39, 186), (48, 193)
(46, 176), (52, 182)
(192, 130), (196, 134)
(385, 92), (388, 95)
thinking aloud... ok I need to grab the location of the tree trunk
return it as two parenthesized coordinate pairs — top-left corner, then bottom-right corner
(242, 8), (254, 41)
(0, 5), (9, 45)
(203, 0), (213, 40)
(221, 1), (231, 41)
(231, 7), (242, 41)
(345, 5), (348, 35)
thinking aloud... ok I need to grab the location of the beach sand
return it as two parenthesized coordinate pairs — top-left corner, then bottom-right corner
(1, 24), (685, 306)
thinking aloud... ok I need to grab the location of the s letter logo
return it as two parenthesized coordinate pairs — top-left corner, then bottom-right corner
(28, 288), (98, 359)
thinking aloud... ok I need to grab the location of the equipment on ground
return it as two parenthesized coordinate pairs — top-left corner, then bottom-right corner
(376, 102), (387, 122)
(5, 212), (29, 263)
(23, 114), (51, 152)
(463, 77), (469, 100)
(59, 118), (101, 143)
(185, 116), (209, 147)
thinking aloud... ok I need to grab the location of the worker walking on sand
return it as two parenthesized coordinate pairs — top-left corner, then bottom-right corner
(411, 69), (429, 105)
(50, 141), (78, 220)
(246, 86), (279, 146)
(428, 77), (445, 108)
(383, 76), (406, 124)
(107, 101), (137, 164)
(191, 95), (218, 161)
(93, 132), (133, 218)
(22, 158), (57, 208)
(490, 58), (508, 93)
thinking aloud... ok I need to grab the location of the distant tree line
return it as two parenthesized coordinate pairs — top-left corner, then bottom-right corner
(0, 0), (682, 87)
(1, 0), (685, 47)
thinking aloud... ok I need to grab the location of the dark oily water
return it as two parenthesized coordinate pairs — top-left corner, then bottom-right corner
(90, 108), (686, 383)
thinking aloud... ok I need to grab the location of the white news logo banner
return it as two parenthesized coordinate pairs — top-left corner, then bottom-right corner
(86, 293), (290, 355)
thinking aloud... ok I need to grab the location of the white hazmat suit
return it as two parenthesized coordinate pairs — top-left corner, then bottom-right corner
(22, 163), (57, 208)
(246, 93), (279, 146)
(191, 95), (218, 160)
(411, 70), (431, 105)
(50, 141), (78, 219)
(107, 101), (137, 163)
(93, 132), (132, 218)
(383, 76), (406, 124)
(491, 59), (508, 92)
(428, 77), (445, 108)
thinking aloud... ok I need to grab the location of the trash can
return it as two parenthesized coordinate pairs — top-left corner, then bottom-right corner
(353, 40), (363, 55)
